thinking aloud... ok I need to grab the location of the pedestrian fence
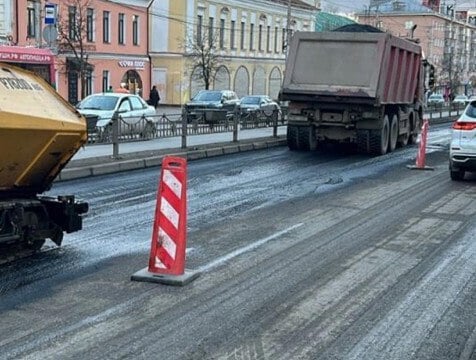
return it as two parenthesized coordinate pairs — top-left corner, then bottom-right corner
(85, 107), (287, 145)
(84, 102), (458, 149)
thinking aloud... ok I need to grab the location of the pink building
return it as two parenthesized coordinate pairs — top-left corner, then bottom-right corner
(13, 0), (150, 104)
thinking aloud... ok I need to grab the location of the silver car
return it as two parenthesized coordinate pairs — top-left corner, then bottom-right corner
(77, 93), (157, 140)
(449, 100), (476, 180)
(239, 95), (281, 122)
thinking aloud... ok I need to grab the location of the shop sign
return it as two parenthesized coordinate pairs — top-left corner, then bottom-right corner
(118, 60), (145, 70)
(0, 52), (52, 63)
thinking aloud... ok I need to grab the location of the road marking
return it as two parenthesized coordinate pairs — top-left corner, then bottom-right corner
(197, 223), (304, 273)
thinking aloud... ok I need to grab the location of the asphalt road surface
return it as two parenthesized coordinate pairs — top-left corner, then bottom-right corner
(1, 124), (475, 359)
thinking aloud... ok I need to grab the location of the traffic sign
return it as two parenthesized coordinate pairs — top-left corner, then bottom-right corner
(45, 4), (56, 25)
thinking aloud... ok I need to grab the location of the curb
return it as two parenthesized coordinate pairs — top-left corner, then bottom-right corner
(57, 137), (287, 181)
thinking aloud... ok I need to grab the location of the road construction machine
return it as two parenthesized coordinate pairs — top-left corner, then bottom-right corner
(0, 63), (88, 254)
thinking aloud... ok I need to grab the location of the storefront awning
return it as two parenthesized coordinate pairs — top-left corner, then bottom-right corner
(0, 45), (54, 64)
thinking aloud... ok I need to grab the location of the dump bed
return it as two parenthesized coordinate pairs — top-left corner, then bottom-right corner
(0, 63), (87, 194)
(281, 31), (423, 104)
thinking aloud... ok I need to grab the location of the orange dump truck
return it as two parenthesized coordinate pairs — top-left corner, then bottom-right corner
(280, 26), (426, 155)
(0, 63), (88, 252)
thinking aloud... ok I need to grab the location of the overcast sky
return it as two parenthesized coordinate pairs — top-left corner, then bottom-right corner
(319, 0), (476, 14)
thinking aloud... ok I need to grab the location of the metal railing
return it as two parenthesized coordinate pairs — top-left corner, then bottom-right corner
(86, 108), (285, 145)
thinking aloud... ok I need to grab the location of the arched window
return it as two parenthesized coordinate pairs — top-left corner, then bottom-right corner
(234, 66), (250, 97)
(190, 66), (205, 99)
(268, 67), (282, 100)
(252, 66), (266, 95)
(214, 65), (230, 90)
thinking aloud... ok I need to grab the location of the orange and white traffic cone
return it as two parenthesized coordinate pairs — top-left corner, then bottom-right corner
(407, 118), (434, 171)
(131, 156), (200, 286)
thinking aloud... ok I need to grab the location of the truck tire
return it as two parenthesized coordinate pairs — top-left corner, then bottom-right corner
(356, 130), (369, 153)
(409, 113), (419, 145)
(388, 114), (398, 152)
(299, 125), (317, 151)
(287, 125), (299, 150)
(369, 115), (389, 155)
(287, 125), (315, 151)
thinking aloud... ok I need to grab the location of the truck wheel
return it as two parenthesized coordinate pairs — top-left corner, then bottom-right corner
(297, 126), (316, 151)
(356, 130), (369, 153)
(398, 132), (409, 147)
(388, 114), (398, 152)
(287, 125), (299, 150)
(369, 115), (389, 155)
(409, 113), (419, 145)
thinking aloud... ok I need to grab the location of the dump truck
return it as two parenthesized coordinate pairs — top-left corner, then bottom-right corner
(280, 26), (425, 155)
(0, 63), (88, 255)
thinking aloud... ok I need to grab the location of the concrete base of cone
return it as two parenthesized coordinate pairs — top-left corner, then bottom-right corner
(407, 165), (434, 171)
(131, 267), (201, 286)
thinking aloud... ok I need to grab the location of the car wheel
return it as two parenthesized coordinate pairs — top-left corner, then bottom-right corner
(450, 168), (465, 181)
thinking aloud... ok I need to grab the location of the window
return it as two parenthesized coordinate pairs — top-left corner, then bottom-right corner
(132, 15), (139, 45)
(258, 25), (263, 51)
(282, 27), (286, 50)
(130, 96), (145, 110)
(85, 72), (93, 97)
(220, 19), (225, 49)
(68, 6), (77, 40)
(230, 20), (236, 49)
(103, 11), (110, 43)
(250, 23), (254, 50)
(274, 26), (278, 53)
(27, 6), (36, 38)
(118, 13), (125, 44)
(209, 17), (214, 45)
(240, 21), (245, 50)
(102, 71), (109, 92)
(197, 15), (203, 45)
(267, 26), (271, 52)
(86, 8), (94, 42)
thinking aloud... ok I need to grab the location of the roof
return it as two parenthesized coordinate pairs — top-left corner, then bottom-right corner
(316, 12), (355, 31)
(271, 0), (319, 11)
(370, 0), (434, 13)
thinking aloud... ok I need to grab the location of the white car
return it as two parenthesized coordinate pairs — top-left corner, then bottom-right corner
(427, 93), (445, 107)
(452, 95), (469, 105)
(77, 93), (157, 140)
(449, 101), (476, 180)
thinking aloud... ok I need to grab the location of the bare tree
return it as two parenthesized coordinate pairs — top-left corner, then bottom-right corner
(183, 25), (225, 90)
(56, 0), (92, 100)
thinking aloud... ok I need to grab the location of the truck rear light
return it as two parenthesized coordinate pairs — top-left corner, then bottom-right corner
(452, 121), (476, 130)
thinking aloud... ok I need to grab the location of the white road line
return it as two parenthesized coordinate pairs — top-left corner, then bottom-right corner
(197, 223), (304, 273)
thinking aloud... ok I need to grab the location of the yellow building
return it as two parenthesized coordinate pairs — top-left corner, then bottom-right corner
(149, 0), (317, 105)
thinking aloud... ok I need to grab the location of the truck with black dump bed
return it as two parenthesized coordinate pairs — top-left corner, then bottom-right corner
(280, 24), (426, 155)
(0, 63), (88, 255)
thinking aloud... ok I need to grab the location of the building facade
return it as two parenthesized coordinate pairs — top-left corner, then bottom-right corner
(357, 2), (476, 97)
(149, 0), (317, 106)
(6, 0), (150, 104)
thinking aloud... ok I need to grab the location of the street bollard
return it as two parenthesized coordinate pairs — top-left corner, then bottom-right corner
(233, 108), (238, 142)
(273, 109), (278, 138)
(181, 109), (187, 149)
(112, 111), (120, 159)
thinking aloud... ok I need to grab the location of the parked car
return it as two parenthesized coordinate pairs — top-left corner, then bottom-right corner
(77, 93), (157, 140)
(183, 90), (240, 122)
(427, 93), (445, 107)
(452, 94), (469, 105)
(449, 101), (476, 180)
(239, 95), (280, 114)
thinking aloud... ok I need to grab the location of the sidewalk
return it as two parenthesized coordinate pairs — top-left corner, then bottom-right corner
(59, 126), (288, 181)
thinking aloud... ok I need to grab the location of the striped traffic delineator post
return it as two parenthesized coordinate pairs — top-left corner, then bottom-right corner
(131, 156), (200, 286)
(407, 118), (434, 171)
